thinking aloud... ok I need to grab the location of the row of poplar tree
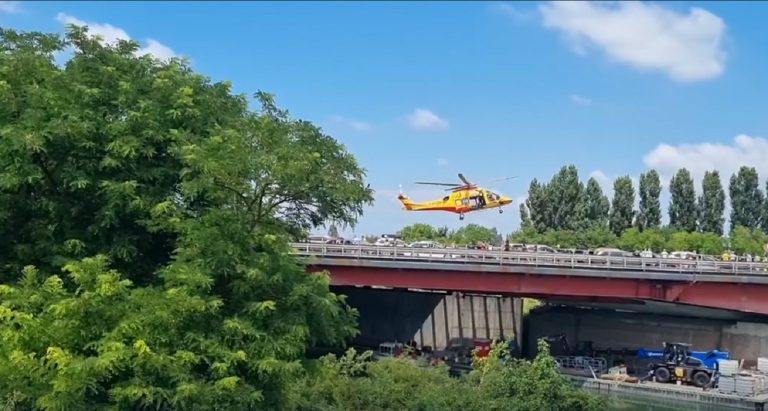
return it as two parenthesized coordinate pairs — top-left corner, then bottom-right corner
(520, 165), (766, 236)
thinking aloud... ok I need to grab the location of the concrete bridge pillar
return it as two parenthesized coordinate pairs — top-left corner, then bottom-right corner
(413, 292), (522, 350)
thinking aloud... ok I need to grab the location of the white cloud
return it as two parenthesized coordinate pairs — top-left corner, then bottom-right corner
(643, 134), (768, 189)
(330, 115), (372, 132)
(0, 1), (20, 13)
(589, 170), (613, 193)
(570, 94), (592, 105)
(406, 108), (449, 130)
(137, 39), (177, 61)
(56, 13), (177, 61)
(539, 1), (727, 82)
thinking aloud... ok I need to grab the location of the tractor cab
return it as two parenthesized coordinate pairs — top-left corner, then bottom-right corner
(662, 342), (704, 367)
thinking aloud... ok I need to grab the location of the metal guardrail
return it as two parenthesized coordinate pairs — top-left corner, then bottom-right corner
(555, 356), (608, 375)
(289, 243), (768, 276)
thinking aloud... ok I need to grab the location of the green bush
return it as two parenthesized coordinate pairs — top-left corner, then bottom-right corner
(295, 340), (604, 411)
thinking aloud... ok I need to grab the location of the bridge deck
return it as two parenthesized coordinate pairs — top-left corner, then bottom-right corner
(291, 243), (768, 284)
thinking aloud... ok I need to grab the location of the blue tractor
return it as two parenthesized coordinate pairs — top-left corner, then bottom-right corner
(641, 342), (726, 387)
(637, 344), (730, 369)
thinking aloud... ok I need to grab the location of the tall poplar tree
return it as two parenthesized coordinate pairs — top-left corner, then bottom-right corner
(546, 165), (583, 230)
(579, 177), (610, 228)
(698, 170), (725, 235)
(668, 168), (697, 232)
(609, 176), (635, 236)
(524, 179), (551, 232)
(729, 166), (763, 231)
(637, 169), (661, 230)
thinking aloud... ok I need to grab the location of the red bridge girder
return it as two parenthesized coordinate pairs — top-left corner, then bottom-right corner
(308, 264), (768, 315)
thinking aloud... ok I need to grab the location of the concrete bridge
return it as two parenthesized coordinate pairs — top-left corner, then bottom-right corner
(292, 243), (768, 315)
(293, 243), (768, 360)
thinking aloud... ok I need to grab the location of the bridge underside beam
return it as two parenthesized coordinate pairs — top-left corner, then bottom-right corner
(309, 265), (768, 316)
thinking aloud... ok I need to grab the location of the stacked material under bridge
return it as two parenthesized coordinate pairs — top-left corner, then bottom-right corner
(334, 285), (522, 349)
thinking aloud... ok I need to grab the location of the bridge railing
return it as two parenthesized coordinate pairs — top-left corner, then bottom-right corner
(289, 243), (768, 276)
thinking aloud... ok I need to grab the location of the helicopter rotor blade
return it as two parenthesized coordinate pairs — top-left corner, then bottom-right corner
(414, 181), (462, 187)
(487, 176), (518, 184)
(458, 173), (471, 186)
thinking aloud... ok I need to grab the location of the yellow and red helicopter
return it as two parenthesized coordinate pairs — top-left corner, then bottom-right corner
(397, 173), (515, 220)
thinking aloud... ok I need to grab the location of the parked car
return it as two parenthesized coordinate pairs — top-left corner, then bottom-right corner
(404, 240), (449, 259)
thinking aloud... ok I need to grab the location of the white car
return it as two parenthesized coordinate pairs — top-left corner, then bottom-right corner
(404, 240), (447, 258)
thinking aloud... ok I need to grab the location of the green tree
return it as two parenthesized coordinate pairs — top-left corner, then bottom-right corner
(0, 27), (372, 282)
(609, 176), (635, 236)
(668, 168), (697, 232)
(618, 227), (665, 252)
(507, 225), (542, 245)
(524, 179), (551, 232)
(398, 223), (439, 243)
(729, 166), (763, 231)
(698, 170), (725, 235)
(296, 349), (482, 411)
(728, 225), (766, 255)
(297, 342), (603, 411)
(578, 177), (610, 229)
(328, 224), (340, 238)
(541, 230), (579, 248)
(637, 170), (661, 230)
(762, 180), (768, 234)
(547, 165), (583, 231)
(581, 225), (618, 249)
(659, 230), (723, 255)
(666, 231), (692, 252)
(687, 231), (725, 255)
(519, 203), (532, 228)
(0, 26), (373, 410)
(450, 224), (501, 246)
(478, 339), (604, 411)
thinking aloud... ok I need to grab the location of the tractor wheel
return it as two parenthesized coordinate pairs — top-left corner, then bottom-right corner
(692, 371), (711, 388)
(654, 367), (671, 383)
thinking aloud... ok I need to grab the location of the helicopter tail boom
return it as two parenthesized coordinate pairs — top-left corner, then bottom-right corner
(398, 193), (415, 210)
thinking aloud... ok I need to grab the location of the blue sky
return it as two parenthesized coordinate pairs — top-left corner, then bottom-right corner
(3, 1), (768, 238)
